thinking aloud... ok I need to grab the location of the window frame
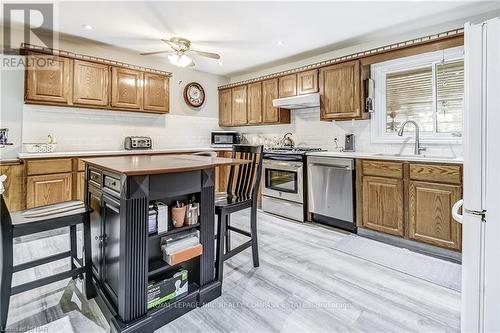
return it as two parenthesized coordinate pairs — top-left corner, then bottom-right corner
(370, 46), (464, 144)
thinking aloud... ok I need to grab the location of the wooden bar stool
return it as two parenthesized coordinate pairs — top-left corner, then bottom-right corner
(0, 196), (95, 332)
(215, 145), (263, 283)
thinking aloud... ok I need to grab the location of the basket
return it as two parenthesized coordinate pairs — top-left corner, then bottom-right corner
(24, 143), (56, 153)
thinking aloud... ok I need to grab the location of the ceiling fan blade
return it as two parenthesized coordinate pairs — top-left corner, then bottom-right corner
(140, 50), (171, 56)
(189, 49), (220, 60)
(161, 38), (176, 48)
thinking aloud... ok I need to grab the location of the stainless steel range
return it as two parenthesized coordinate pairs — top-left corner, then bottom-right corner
(261, 147), (324, 222)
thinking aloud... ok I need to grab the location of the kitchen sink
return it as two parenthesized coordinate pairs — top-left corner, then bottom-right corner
(370, 153), (457, 160)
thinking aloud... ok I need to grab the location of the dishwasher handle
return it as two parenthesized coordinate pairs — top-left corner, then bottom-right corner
(307, 156), (354, 170)
(309, 163), (353, 170)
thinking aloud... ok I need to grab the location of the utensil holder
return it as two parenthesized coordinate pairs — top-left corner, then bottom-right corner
(171, 206), (187, 228)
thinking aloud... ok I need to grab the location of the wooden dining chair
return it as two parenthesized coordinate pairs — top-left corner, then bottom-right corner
(215, 144), (263, 283)
(0, 196), (95, 332)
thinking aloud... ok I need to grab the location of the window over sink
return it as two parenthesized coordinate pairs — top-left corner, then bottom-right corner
(371, 46), (464, 144)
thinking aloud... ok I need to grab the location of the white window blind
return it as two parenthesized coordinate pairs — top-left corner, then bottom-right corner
(371, 47), (464, 143)
(436, 61), (464, 134)
(386, 66), (434, 133)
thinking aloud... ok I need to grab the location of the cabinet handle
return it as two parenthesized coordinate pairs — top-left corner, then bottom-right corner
(452, 199), (463, 224)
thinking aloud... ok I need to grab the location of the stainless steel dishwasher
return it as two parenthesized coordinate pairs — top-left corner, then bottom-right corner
(307, 156), (356, 232)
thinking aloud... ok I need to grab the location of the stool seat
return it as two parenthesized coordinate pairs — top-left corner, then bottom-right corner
(215, 192), (252, 212)
(10, 201), (89, 237)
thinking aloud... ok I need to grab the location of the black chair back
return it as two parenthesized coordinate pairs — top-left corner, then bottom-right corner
(226, 145), (263, 202)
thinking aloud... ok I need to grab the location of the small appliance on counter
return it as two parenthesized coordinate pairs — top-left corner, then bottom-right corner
(344, 134), (355, 152)
(124, 136), (152, 150)
(210, 131), (241, 148)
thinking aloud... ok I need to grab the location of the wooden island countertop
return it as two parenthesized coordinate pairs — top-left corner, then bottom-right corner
(82, 154), (249, 176)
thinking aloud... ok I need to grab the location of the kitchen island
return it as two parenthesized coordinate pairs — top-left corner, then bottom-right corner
(82, 154), (247, 333)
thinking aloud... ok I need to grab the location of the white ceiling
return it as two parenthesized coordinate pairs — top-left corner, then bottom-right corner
(20, 1), (500, 76)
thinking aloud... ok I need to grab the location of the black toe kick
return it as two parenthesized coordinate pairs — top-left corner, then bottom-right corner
(311, 213), (357, 233)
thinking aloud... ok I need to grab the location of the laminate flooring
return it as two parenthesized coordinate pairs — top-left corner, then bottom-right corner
(7, 210), (460, 333)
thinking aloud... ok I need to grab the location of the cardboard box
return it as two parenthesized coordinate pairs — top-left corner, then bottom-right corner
(147, 269), (188, 309)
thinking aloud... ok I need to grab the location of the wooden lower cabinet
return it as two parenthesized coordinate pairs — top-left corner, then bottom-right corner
(408, 181), (462, 250)
(216, 151), (233, 192)
(357, 159), (463, 251)
(0, 163), (25, 212)
(26, 173), (73, 208)
(76, 171), (85, 201)
(362, 176), (404, 236)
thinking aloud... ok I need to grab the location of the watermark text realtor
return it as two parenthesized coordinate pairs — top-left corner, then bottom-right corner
(2, 2), (57, 69)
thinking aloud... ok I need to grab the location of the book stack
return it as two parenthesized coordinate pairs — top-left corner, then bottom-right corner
(161, 230), (202, 265)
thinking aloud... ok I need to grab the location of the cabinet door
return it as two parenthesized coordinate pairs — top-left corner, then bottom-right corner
(0, 164), (25, 212)
(143, 73), (169, 112)
(76, 171), (85, 201)
(102, 195), (121, 300)
(362, 176), (404, 236)
(408, 181), (462, 250)
(231, 85), (248, 125)
(88, 186), (103, 280)
(247, 82), (262, 124)
(73, 60), (108, 106)
(111, 67), (143, 109)
(319, 60), (361, 120)
(26, 173), (72, 208)
(262, 78), (280, 123)
(297, 69), (318, 95)
(26, 53), (72, 104)
(279, 74), (297, 97)
(217, 151), (233, 192)
(219, 89), (232, 126)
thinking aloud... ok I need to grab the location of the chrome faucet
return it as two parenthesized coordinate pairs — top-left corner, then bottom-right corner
(398, 120), (426, 155)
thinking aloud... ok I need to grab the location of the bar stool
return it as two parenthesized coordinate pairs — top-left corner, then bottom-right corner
(215, 145), (263, 283)
(0, 196), (95, 332)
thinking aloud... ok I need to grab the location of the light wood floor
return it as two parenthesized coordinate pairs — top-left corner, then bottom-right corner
(7, 210), (460, 333)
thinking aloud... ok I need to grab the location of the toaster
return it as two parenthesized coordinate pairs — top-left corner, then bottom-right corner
(124, 136), (152, 150)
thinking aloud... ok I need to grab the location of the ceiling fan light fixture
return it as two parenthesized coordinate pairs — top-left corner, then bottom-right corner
(168, 53), (193, 68)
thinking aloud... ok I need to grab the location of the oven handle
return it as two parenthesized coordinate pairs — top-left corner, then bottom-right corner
(264, 161), (303, 170)
(264, 155), (303, 161)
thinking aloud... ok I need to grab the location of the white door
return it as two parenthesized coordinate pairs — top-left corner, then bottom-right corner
(457, 18), (500, 333)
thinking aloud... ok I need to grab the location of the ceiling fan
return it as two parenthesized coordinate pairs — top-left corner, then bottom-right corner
(140, 37), (220, 68)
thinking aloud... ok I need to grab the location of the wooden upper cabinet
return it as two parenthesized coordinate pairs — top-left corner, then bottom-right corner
(143, 73), (169, 113)
(279, 74), (297, 98)
(362, 176), (404, 236)
(231, 85), (248, 125)
(73, 60), (109, 106)
(297, 69), (318, 95)
(219, 89), (232, 126)
(111, 67), (143, 109)
(319, 60), (361, 120)
(262, 79), (280, 123)
(247, 82), (262, 124)
(408, 181), (462, 250)
(26, 53), (72, 104)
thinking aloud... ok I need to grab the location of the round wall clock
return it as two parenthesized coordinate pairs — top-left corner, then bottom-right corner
(183, 82), (205, 108)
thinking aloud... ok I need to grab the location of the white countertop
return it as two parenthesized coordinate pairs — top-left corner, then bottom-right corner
(306, 151), (463, 164)
(17, 147), (231, 159)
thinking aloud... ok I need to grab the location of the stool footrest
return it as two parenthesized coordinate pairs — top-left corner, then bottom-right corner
(11, 266), (86, 295)
(227, 225), (251, 237)
(13, 251), (72, 273)
(224, 240), (252, 261)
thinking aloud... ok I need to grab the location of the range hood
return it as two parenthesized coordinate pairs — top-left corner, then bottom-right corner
(272, 93), (320, 109)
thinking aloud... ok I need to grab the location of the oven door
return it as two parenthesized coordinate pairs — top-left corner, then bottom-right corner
(262, 159), (303, 203)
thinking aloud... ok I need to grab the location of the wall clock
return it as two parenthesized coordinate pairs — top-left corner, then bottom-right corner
(184, 82), (205, 108)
